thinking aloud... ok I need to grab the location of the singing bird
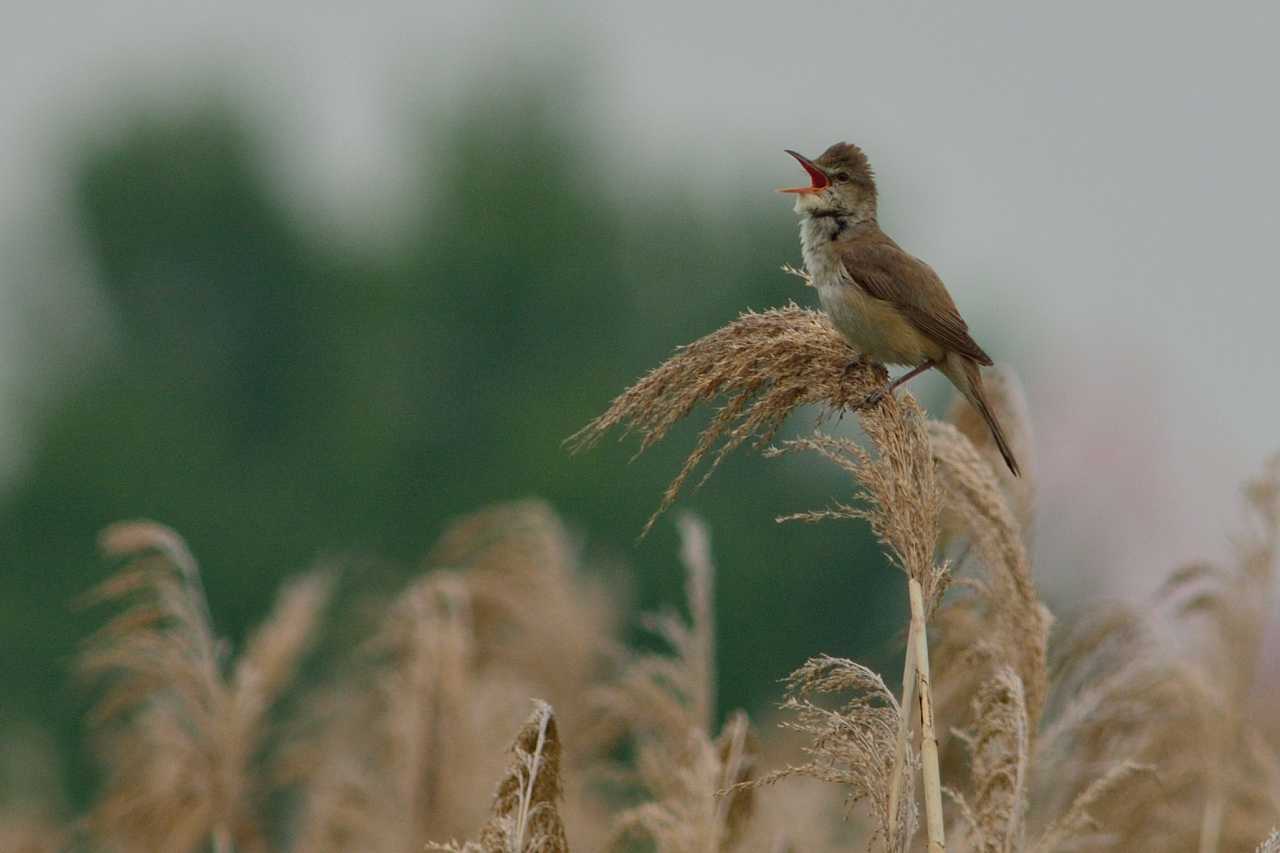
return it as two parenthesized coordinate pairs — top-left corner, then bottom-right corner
(781, 142), (1020, 476)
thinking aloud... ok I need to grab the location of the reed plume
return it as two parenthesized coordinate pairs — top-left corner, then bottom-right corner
(77, 521), (331, 853)
(765, 399), (947, 852)
(4, 295), (1276, 853)
(427, 700), (570, 853)
(927, 421), (1050, 732)
(1076, 454), (1280, 852)
(567, 305), (885, 535)
(283, 572), (504, 852)
(572, 304), (957, 851)
(425, 500), (620, 746)
(601, 514), (760, 851)
(285, 500), (618, 852)
(732, 655), (916, 849)
(947, 666), (1029, 852)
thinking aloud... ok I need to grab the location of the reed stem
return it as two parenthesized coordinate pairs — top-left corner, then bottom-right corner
(887, 628), (917, 852)
(909, 576), (945, 852)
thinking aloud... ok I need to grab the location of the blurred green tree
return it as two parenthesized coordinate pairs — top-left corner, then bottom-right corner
(0, 82), (899, 803)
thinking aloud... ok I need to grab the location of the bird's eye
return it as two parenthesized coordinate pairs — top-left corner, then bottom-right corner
(834, 172), (851, 183)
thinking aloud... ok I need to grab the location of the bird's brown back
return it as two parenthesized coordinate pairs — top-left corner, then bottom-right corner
(836, 225), (993, 366)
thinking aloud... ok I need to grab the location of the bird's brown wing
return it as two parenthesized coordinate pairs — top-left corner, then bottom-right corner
(838, 238), (993, 365)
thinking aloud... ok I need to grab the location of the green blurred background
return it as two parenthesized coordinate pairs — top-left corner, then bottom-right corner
(0, 79), (909, 803)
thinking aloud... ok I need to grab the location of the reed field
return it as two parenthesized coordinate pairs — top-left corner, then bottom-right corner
(3, 305), (1277, 852)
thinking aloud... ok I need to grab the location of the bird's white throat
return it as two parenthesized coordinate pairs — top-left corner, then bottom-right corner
(798, 214), (849, 290)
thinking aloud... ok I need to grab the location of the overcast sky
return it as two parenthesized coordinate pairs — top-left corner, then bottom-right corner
(3, 0), (1279, 599)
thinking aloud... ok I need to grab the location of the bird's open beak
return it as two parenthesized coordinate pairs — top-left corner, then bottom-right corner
(778, 150), (830, 194)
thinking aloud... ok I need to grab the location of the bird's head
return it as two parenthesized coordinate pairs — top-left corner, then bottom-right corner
(780, 142), (878, 221)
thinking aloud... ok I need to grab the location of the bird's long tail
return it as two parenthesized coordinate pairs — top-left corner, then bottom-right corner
(942, 355), (1021, 477)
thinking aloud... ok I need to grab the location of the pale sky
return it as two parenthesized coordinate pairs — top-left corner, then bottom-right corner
(2, 0), (1279, 599)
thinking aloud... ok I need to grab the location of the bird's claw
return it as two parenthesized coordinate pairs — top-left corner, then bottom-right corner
(843, 355), (869, 379)
(860, 385), (890, 408)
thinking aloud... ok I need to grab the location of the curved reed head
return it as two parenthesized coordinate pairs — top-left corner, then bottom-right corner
(568, 305), (885, 534)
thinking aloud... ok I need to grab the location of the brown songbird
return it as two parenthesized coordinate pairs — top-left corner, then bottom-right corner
(781, 142), (1020, 476)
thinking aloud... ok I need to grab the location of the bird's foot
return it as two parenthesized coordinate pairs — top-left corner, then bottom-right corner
(843, 355), (870, 379)
(860, 384), (891, 408)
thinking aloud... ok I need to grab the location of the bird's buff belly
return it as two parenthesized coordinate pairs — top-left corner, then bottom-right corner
(816, 282), (938, 367)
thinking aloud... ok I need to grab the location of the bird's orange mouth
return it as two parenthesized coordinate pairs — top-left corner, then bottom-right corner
(778, 150), (830, 194)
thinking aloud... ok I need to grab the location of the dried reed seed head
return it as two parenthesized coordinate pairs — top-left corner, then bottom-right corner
(80, 520), (199, 611)
(961, 667), (1030, 853)
(928, 421), (1050, 731)
(676, 512), (714, 612)
(78, 520), (336, 853)
(714, 711), (759, 850)
(423, 500), (619, 728)
(490, 700), (565, 817)
(97, 519), (193, 562)
(568, 305), (887, 534)
(79, 525), (227, 850)
(477, 699), (569, 853)
(1027, 761), (1151, 853)
(598, 519), (765, 852)
(782, 654), (899, 705)
(426, 500), (574, 575)
(612, 715), (765, 853)
(282, 690), (393, 853)
(1097, 455), (1280, 851)
(78, 523), (222, 719)
(298, 501), (620, 853)
(232, 571), (334, 722)
(383, 575), (492, 839)
(590, 511), (718, 756)
(769, 417), (943, 600)
(928, 600), (993, 748)
(741, 655), (915, 849)
(1027, 552), (1277, 853)
(676, 512), (716, 732)
(1158, 455), (1279, 689)
(418, 501), (625, 805)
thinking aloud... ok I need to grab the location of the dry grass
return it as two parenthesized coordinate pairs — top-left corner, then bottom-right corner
(3, 307), (1279, 852)
(427, 700), (570, 853)
(599, 514), (761, 852)
(733, 654), (917, 848)
(1024, 456), (1280, 853)
(567, 305), (887, 536)
(282, 500), (616, 853)
(927, 422), (1050, 732)
(77, 521), (331, 853)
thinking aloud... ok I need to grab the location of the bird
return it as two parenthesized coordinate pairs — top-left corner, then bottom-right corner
(780, 142), (1020, 476)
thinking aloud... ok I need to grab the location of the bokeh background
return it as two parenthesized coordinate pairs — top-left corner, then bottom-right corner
(2, 0), (1278, 805)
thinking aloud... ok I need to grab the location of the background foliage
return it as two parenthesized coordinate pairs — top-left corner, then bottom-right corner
(0, 82), (917, 801)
